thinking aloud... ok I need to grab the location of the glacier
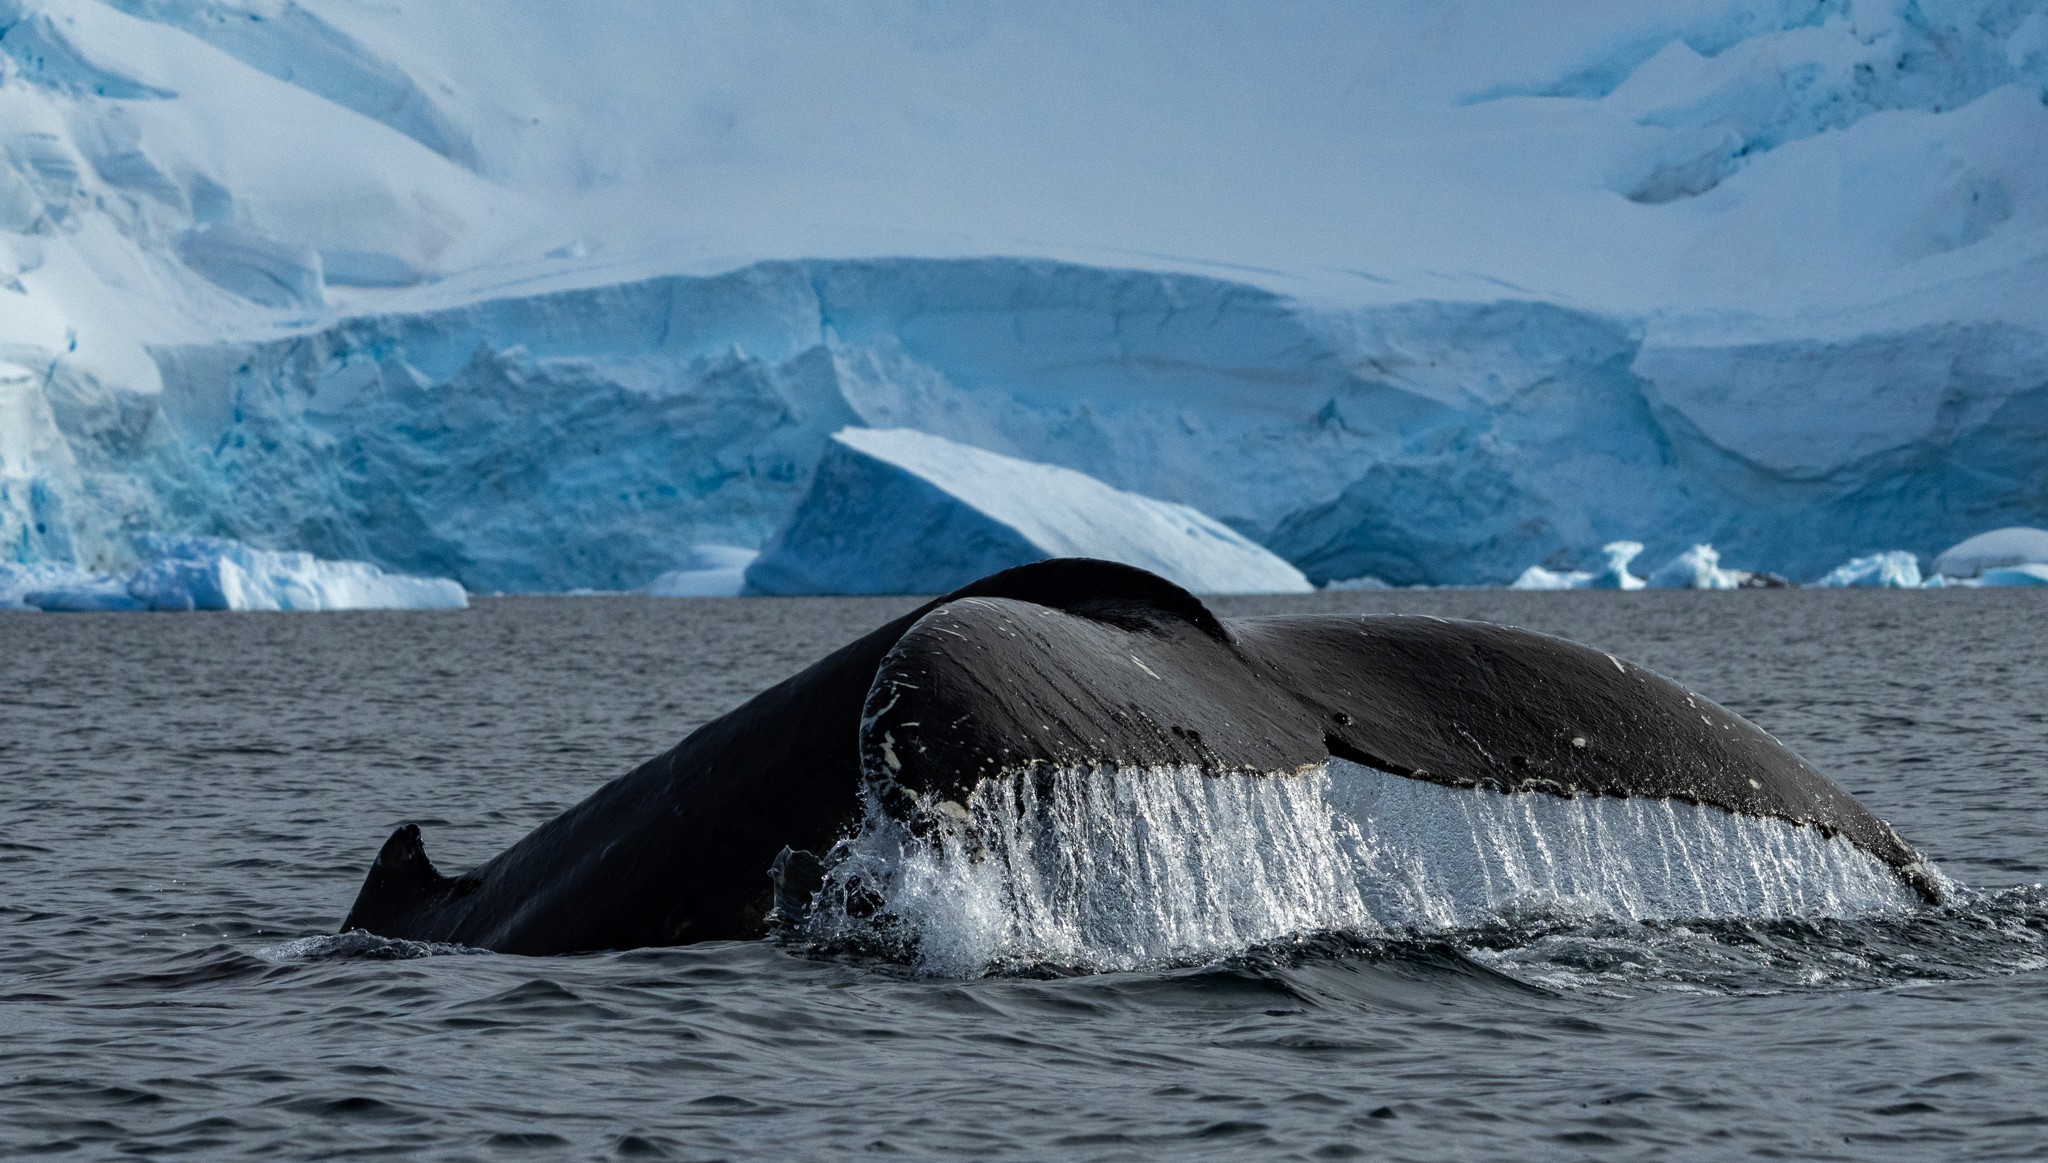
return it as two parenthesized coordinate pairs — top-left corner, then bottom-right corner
(10, 535), (465, 611)
(2, 1), (2045, 590)
(745, 427), (1312, 596)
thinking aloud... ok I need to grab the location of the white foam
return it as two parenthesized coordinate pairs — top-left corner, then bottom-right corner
(812, 759), (1926, 975)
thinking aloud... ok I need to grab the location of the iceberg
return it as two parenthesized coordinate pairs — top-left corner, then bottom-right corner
(644, 545), (757, 598)
(1976, 563), (2048, 587)
(1586, 541), (1647, 591)
(1510, 566), (1594, 592)
(1, 561), (102, 610)
(1646, 544), (1750, 590)
(744, 428), (1313, 596)
(1932, 527), (2048, 579)
(1509, 541), (1645, 591)
(1811, 551), (1924, 589)
(19, 536), (467, 611)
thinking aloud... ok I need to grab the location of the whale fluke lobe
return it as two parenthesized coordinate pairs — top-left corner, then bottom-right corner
(339, 559), (1941, 955)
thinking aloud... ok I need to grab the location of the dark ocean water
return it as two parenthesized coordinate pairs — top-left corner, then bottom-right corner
(3, 589), (2045, 1160)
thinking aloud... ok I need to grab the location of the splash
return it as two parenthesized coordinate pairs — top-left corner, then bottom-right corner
(1328, 759), (1929, 930)
(805, 760), (1932, 976)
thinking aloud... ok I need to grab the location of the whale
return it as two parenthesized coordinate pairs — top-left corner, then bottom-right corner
(340, 558), (1941, 954)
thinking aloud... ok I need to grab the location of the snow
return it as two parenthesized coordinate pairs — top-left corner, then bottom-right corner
(1811, 550), (1924, 588)
(744, 427), (1313, 596)
(2, 1), (2045, 590)
(1933, 527), (2048, 578)
(1646, 543), (1751, 589)
(17, 535), (466, 610)
(644, 544), (756, 598)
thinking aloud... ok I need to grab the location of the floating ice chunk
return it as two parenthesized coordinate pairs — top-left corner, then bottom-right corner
(1510, 541), (1645, 590)
(1323, 575), (1394, 591)
(1647, 543), (1750, 589)
(1, 561), (117, 610)
(746, 428), (1312, 596)
(1933, 527), (2048, 579)
(1976, 563), (2048, 587)
(22, 536), (466, 611)
(1811, 551), (1923, 588)
(1587, 541), (1647, 590)
(644, 544), (758, 598)
(1510, 565), (1594, 591)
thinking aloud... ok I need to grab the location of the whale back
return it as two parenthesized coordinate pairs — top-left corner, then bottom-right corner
(344, 558), (1940, 954)
(341, 559), (1236, 952)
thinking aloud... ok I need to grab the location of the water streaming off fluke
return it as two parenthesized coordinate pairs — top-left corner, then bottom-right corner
(808, 760), (1932, 976)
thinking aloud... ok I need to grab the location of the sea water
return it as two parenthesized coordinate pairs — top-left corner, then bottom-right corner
(3, 588), (2045, 1158)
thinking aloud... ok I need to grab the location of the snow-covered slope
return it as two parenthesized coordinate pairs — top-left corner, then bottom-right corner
(3, 0), (2044, 587)
(746, 428), (1312, 596)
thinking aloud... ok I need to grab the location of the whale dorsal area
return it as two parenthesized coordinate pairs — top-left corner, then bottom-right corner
(863, 598), (1939, 902)
(339, 559), (1247, 953)
(341, 558), (1938, 955)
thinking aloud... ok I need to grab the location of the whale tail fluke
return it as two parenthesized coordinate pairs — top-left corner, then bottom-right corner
(340, 823), (457, 939)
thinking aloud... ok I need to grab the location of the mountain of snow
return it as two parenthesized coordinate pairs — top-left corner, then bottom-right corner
(745, 428), (1313, 596)
(2, 0), (2044, 589)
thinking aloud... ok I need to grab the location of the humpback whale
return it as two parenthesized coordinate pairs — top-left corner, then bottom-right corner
(341, 559), (1940, 954)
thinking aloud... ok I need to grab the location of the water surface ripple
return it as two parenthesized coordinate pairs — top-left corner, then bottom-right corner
(3, 590), (2044, 1159)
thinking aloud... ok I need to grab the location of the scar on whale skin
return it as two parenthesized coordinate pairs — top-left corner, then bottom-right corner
(340, 558), (1942, 955)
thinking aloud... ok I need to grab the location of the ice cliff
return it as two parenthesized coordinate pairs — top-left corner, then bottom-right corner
(5, 535), (465, 610)
(2, 1), (2044, 590)
(644, 544), (756, 598)
(745, 428), (1312, 596)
